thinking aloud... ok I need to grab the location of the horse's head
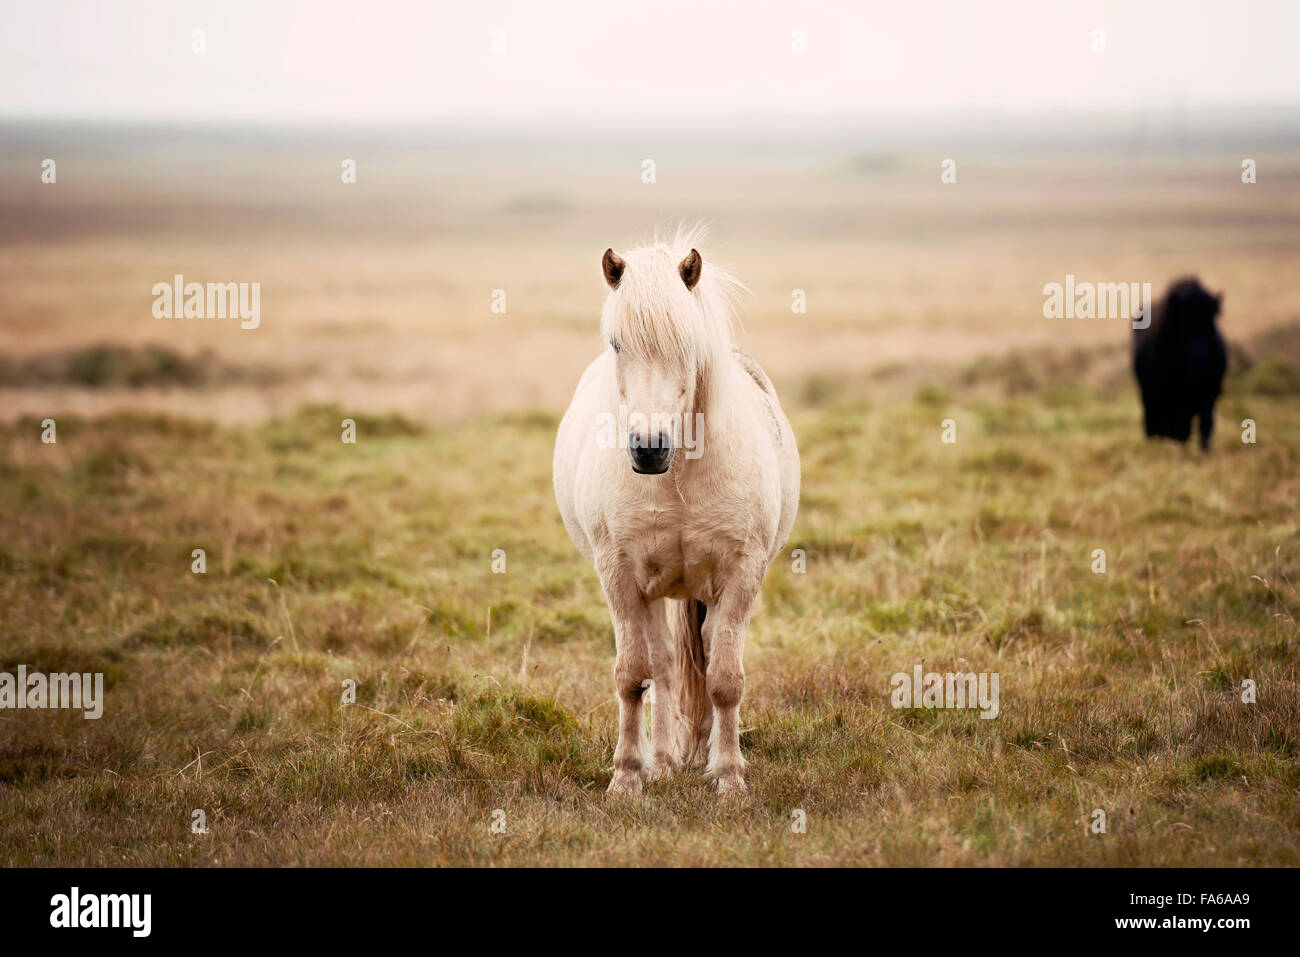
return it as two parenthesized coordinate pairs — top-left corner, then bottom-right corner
(600, 242), (725, 475)
(1165, 276), (1224, 330)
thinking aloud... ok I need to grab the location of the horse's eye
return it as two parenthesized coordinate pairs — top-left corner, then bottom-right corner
(610, 340), (621, 354)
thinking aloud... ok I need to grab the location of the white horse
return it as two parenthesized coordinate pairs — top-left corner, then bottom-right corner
(553, 230), (800, 795)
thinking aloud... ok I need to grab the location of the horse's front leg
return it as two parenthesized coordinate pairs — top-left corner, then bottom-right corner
(704, 562), (764, 795)
(604, 574), (654, 795)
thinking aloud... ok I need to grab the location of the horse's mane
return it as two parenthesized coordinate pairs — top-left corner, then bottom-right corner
(600, 224), (746, 372)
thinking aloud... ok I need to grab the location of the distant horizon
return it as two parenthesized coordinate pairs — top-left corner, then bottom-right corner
(2, 101), (1298, 134)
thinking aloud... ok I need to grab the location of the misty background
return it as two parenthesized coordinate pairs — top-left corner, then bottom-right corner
(1, 0), (1298, 422)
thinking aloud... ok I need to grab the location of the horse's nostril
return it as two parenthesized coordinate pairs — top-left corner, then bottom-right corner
(626, 432), (675, 473)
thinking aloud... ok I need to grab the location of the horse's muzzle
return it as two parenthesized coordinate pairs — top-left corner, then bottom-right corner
(628, 431), (674, 474)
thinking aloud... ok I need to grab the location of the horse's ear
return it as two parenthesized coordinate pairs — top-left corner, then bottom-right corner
(679, 249), (702, 291)
(602, 248), (625, 289)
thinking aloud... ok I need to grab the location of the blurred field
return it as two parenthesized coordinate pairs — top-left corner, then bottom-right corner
(1, 116), (1299, 865)
(3, 115), (1300, 422)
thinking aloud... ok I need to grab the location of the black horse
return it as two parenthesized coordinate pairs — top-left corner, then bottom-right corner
(1133, 278), (1226, 451)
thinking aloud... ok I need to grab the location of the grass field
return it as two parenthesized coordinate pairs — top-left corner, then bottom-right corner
(2, 117), (1298, 866)
(2, 329), (1298, 866)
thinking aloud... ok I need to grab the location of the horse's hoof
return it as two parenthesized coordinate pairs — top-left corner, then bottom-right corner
(607, 770), (643, 795)
(647, 753), (681, 782)
(715, 775), (747, 796)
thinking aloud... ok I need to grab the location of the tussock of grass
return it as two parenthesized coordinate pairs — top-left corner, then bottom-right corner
(0, 344), (283, 389)
(1235, 324), (1300, 396)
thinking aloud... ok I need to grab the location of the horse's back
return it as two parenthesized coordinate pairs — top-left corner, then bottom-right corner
(731, 345), (777, 397)
(553, 352), (613, 564)
(729, 347), (800, 562)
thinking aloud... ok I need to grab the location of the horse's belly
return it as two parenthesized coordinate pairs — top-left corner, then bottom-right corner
(634, 534), (739, 604)
(643, 562), (708, 603)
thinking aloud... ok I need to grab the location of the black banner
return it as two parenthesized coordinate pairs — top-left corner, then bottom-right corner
(0, 867), (1275, 944)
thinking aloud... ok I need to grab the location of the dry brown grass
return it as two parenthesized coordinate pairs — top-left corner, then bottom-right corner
(1, 339), (1297, 865)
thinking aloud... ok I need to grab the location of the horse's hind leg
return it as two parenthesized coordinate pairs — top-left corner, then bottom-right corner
(644, 599), (681, 781)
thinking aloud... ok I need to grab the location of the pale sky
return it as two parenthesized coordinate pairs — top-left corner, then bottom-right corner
(2, 0), (1297, 124)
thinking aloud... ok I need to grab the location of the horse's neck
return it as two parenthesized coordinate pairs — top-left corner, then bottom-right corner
(694, 347), (727, 418)
(694, 345), (742, 427)
(674, 354), (744, 487)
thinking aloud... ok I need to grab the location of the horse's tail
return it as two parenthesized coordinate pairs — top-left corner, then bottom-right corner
(671, 598), (711, 766)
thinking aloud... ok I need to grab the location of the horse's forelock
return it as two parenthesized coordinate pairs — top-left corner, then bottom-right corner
(600, 235), (741, 371)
